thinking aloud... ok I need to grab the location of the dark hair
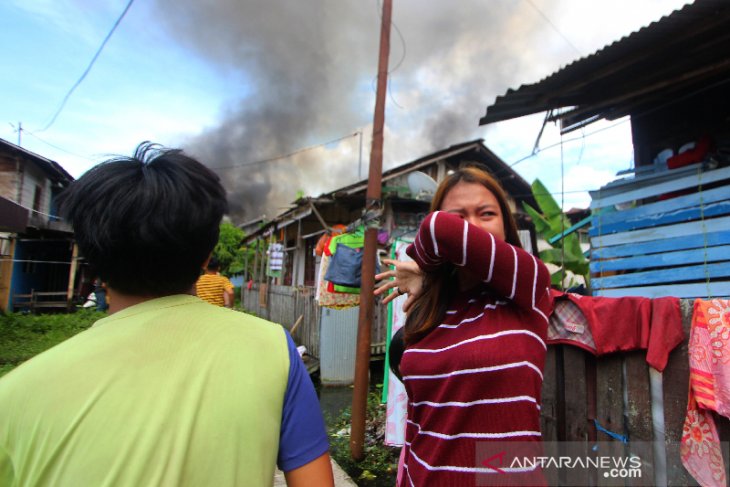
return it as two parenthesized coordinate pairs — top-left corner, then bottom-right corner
(404, 167), (521, 344)
(207, 257), (221, 271)
(59, 142), (228, 296)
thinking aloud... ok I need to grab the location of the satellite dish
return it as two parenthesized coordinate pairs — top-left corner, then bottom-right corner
(407, 171), (438, 201)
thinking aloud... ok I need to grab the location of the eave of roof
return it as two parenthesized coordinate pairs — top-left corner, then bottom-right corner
(240, 139), (537, 244)
(0, 138), (75, 183)
(480, 0), (730, 131)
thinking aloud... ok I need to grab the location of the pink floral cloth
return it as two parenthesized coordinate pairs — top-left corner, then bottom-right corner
(681, 298), (730, 487)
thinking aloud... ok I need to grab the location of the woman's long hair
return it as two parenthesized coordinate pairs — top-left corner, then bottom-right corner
(403, 167), (522, 345)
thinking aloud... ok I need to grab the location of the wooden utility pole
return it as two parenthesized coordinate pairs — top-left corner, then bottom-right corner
(350, 0), (392, 461)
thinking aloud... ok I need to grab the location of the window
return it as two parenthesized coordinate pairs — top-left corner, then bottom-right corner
(32, 184), (43, 212)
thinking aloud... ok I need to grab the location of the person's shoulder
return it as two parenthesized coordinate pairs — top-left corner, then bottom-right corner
(196, 273), (212, 283)
(203, 306), (286, 341)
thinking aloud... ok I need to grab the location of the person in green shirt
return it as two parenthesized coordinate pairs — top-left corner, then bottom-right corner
(0, 142), (332, 487)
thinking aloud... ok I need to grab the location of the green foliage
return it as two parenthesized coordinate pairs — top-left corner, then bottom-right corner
(524, 179), (590, 288)
(328, 391), (399, 487)
(213, 222), (246, 276)
(0, 309), (103, 378)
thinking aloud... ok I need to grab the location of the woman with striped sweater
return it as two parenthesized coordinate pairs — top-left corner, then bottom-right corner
(376, 167), (553, 486)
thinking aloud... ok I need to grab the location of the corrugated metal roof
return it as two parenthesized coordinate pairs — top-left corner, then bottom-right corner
(480, 0), (730, 131)
(240, 139), (535, 243)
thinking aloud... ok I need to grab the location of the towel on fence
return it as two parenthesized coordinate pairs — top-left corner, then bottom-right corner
(681, 298), (730, 487)
(548, 291), (684, 371)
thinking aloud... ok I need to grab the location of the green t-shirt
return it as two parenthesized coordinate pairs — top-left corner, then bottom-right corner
(0, 295), (289, 486)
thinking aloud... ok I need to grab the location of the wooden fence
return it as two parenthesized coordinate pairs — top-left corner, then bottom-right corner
(541, 299), (725, 486)
(12, 290), (71, 313)
(241, 283), (388, 360)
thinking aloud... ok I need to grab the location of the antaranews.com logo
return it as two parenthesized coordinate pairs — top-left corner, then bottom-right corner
(476, 441), (654, 486)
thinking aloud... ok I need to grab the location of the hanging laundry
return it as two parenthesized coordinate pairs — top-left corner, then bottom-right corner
(547, 290), (684, 372)
(327, 281), (360, 295)
(325, 244), (367, 288)
(315, 253), (359, 309)
(315, 224), (346, 257)
(324, 230), (379, 289)
(681, 298), (730, 487)
(383, 238), (412, 447)
(267, 242), (284, 271)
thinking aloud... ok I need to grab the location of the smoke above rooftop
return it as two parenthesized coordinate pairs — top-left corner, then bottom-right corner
(149, 0), (575, 221)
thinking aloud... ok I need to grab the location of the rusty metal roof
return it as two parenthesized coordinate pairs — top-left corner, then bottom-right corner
(240, 139), (535, 243)
(479, 0), (730, 133)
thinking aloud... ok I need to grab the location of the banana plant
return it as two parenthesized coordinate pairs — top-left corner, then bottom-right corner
(523, 179), (590, 288)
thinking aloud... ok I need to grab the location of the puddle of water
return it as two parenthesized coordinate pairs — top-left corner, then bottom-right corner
(314, 360), (387, 428)
(318, 384), (353, 428)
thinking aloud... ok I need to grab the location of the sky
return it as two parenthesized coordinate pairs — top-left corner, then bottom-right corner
(0, 0), (691, 222)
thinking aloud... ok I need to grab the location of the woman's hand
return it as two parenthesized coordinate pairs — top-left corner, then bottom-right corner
(374, 259), (423, 313)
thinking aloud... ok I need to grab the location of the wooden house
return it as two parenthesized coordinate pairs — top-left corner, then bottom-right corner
(480, 1), (730, 484)
(238, 139), (536, 382)
(0, 138), (82, 312)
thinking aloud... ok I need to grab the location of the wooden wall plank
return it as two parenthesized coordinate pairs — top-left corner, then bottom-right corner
(541, 345), (559, 442)
(541, 345), (560, 486)
(590, 200), (730, 236)
(563, 346), (589, 441)
(594, 185), (730, 227)
(664, 300), (697, 486)
(596, 355), (626, 486)
(593, 281), (730, 299)
(589, 163), (704, 201)
(591, 231), (730, 260)
(593, 262), (730, 289)
(591, 216), (730, 248)
(562, 346), (591, 486)
(590, 245), (730, 273)
(590, 165), (730, 210)
(624, 352), (655, 486)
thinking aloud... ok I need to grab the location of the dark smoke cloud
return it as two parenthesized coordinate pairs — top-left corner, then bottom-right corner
(150, 0), (563, 221)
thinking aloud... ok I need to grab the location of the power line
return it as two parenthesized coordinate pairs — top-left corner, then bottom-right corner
(509, 117), (629, 167)
(374, 0), (406, 109)
(524, 0), (582, 57)
(24, 131), (96, 161)
(36, 0), (135, 132)
(208, 132), (360, 170)
(508, 73), (730, 169)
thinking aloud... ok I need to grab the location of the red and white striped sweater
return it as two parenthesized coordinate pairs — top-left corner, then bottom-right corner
(400, 211), (553, 487)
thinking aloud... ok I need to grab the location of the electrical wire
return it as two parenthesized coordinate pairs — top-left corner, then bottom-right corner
(36, 0), (135, 133)
(373, 0), (406, 109)
(507, 65), (730, 169)
(208, 132), (359, 170)
(510, 117), (630, 167)
(24, 131), (96, 161)
(524, 0), (582, 57)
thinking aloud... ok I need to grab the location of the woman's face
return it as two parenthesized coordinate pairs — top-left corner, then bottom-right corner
(439, 181), (506, 241)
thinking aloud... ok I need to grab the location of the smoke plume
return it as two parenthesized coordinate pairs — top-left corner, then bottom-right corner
(149, 0), (569, 221)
